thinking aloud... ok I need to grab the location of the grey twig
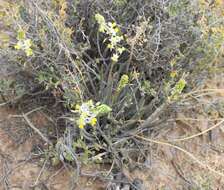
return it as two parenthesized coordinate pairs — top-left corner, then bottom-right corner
(22, 114), (51, 145)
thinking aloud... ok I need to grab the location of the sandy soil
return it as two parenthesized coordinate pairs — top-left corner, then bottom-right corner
(0, 106), (109, 190)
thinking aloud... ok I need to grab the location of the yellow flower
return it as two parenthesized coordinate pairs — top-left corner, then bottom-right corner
(90, 117), (97, 126)
(75, 104), (80, 110)
(25, 48), (33, 56)
(87, 100), (94, 106)
(75, 100), (111, 129)
(14, 41), (23, 50)
(79, 124), (84, 129)
(170, 71), (178, 78)
(77, 117), (85, 129)
(111, 22), (117, 28)
(14, 38), (33, 57)
(111, 53), (119, 62)
(114, 27), (119, 33)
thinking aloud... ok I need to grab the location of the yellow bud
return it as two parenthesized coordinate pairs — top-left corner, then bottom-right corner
(79, 124), (84, 129)
(90, 118), (97, 126)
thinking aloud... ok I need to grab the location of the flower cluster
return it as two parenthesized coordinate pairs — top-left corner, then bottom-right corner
(95, 13), (125, 63)
(75, 100), (97, 129)
(117, 74), (129, 94)
(74, 100), (112, 129)
(14, 29), (33, 56)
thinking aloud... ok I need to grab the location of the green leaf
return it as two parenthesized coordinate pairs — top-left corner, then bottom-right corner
(64, 152), (74, 161)
(169, 78), (187, 101)
(94, 104), (112, 116)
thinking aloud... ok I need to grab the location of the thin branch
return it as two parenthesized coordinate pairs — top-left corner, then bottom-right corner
(170, 119), (224, 142)
(22, 114), (51, 145)
(138, 102), (168, 129)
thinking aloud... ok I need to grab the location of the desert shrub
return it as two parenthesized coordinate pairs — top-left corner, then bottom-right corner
(0, 0), (223, 181)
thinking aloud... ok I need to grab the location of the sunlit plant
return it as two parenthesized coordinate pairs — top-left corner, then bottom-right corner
(73, 100), (112, 129)
(14, 29), (33, 56)
(168, 78), (186, 101)
(95, 13), (126, 63)
(116, 74), (129, 94)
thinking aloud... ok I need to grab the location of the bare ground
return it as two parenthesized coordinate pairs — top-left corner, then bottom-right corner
(0, 105), (110, 190)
